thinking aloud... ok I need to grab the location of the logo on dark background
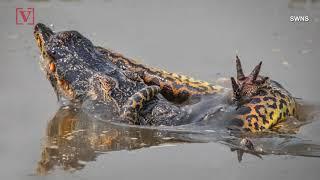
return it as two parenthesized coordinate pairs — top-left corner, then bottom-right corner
(16, 8), (34, 25)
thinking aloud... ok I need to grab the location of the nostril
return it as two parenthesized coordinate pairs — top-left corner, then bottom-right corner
(34, 24), (39, 33)
(34, 23), (45, 34)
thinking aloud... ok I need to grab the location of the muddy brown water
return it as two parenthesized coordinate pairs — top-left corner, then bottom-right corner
(1, 0), (320, 179)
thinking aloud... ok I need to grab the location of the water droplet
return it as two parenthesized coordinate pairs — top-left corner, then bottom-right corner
(49, 24), (55, 32)
(215, 77), (230, 87)
(282, 61), (289, 66)
(204, 130), (215, 133)
(7, 33), (19, 40)
(299, 49), (312, 54)
(162, 137), (173, 140)
(62, 106), (70, 109)
(272, 48), (281, 52)
(49, 145), (59, 149)
(65, 135), (74, 141)
(78, 160), (87, 165)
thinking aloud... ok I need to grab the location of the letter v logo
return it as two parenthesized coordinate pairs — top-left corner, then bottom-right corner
(16, 8), (34, 25)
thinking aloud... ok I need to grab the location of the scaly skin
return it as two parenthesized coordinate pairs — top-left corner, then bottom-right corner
(228, 58), (297, 132)
(95, 47), (298, 132)
(233, 79), (297, 132)
(34, 23), (298, 132)
(33, 23), (187, 126)
(95, 47), (222, 103)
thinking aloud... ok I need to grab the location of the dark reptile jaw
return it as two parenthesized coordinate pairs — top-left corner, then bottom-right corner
(34, 23), (55, 75)
(34, 23), (54, 43)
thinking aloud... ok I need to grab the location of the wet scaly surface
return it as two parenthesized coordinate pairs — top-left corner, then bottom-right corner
(1, 0), (320, 179)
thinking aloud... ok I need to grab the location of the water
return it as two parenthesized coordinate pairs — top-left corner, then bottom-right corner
(1, 0), (320, 179)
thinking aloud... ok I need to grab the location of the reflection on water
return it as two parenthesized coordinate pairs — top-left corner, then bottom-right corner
(37, 102), (320, 175)
(36, 107), (186, 174)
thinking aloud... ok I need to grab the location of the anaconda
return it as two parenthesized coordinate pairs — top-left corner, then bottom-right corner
(33, 23), (297, 132)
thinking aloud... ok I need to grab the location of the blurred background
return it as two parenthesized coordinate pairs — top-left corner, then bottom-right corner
(0, 0), (320, 179)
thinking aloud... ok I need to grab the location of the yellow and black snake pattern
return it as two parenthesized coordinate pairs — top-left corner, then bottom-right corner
(233, 82), (297, 132)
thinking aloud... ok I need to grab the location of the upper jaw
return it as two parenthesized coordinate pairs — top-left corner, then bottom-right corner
(34, 23), (54, 44)
(34, 23), (55, 72)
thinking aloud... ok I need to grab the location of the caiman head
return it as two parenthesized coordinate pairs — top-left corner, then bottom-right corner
(229, 56), (297, 132)
(34, 23), (122, 103)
